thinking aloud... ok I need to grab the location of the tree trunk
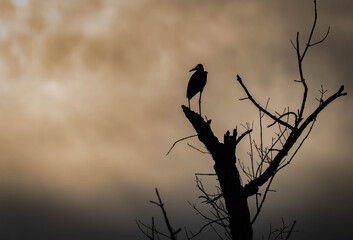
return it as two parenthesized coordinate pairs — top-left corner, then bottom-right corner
(214, 134), (252, 240)
(214, 161), (252, 239)
(182, 106), (252, 240)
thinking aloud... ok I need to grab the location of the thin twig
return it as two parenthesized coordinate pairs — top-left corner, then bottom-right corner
(309, 27), (330, 47)
(195, 173), (217, 176)
(251, 174), (275, 225)
(166, 134), (197, 155)
(284, 221), (297, 240)
(187, 143), (211, 154)
(277, 118), (316, 171)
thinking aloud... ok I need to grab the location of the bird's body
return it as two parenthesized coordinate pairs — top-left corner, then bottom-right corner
(186, 64), (207, 115)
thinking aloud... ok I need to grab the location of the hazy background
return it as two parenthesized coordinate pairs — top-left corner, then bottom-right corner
(0, 0), (352, 239)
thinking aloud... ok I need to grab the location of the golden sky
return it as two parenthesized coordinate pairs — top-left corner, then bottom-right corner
(0, 0), (352, 239)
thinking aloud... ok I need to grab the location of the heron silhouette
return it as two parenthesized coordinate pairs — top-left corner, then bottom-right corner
(187, 64), (208, 115)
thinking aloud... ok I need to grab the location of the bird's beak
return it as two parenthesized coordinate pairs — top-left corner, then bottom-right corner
(189, 66), (197, 72)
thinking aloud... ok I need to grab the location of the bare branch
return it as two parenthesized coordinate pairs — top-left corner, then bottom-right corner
(244, 83), (346, 198)
(195, 173), (217, 176)
(299, 85), (346, 132)
(239, 97), (249, 101)
(284, 221), (297, 240)
(290, 40), (297, 51)
(151, 188), (180, 240)
(187, 143), (211, 154)
(166, 134), (198, 155)
(236, 75), (295, 131)
(189, 217), (228, 239)
(268, 112), (298, 128)
(236, 129), (253, 145)
(136, 219), (170, 239)
(309, 26), (330, 47)
(295, 31), (308, 125)
(251, 175), (275, 225)
(264, 219), (297, 240)
(277, 119), (316, 171)
(292, 0), (333, 127)
(300, 0), (318, 61)
(136, 220), (155, 240)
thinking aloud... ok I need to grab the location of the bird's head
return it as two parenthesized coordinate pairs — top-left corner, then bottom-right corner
(189, 64), (204, 72)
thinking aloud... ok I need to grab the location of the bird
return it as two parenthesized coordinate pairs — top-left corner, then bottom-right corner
(187, 64), (208, 115)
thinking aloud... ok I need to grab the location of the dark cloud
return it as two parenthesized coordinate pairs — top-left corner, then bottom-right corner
(0, 186), (133, 240)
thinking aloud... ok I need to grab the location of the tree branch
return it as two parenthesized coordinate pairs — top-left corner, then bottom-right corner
(236, 75), (295, 131)
(268, 112), (298, 128)
(244, 85), (346, 197)
(150, 188), (181, 240)
(298, 85), (346, 132)
(294, 0), (331, 126)
(166, 134), (198, 155)
(236, 129), (253, 145)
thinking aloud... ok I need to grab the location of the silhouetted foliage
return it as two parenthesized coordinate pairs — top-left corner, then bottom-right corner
(138, 1), (346, 239)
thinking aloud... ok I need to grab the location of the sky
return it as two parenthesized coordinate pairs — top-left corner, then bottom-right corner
(0, 0), (352, 239)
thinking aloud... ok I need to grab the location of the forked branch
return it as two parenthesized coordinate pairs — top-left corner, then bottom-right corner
(293, 0), (331, 126)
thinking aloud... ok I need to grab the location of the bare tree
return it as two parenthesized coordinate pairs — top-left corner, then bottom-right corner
(138, 1), (346, 239)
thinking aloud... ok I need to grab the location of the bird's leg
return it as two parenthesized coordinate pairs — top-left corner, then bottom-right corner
(199, 91), (202, 116)
(188, 99), (190, 109)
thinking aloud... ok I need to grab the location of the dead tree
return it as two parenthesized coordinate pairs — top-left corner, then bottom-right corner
(138, 1), (346, 239)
